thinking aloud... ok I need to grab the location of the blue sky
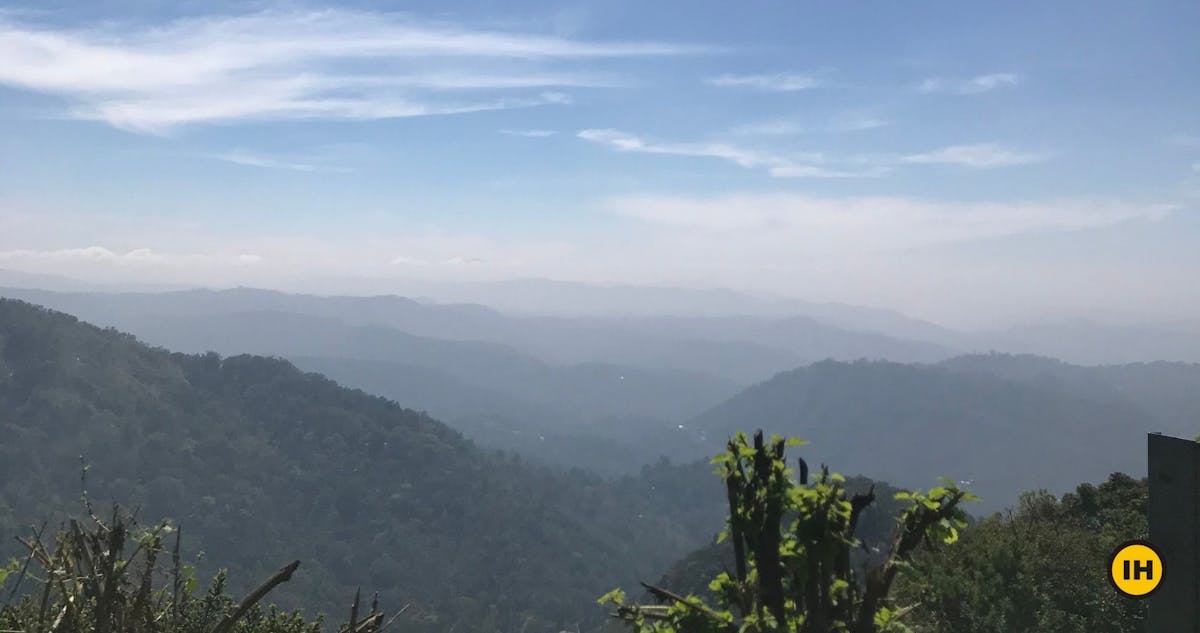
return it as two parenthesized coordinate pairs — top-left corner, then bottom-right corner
(0, 0), (1197, 326)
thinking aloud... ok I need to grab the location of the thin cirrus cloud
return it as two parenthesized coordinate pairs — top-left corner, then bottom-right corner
(576, 129), (882, 178)
(211, 149), (354, 173)
(578, 129), (1043, 175)
(730, 114), (888, 136)
(901, 143), (1048, 168)
(499, 129), (557, 137)
(0, 9), (703, 133)
(704, 72), (821, 91)
(918, 72), (1021, 95)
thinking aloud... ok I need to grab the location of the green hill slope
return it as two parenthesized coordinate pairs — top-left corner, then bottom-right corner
(0, 299), (725, 633)
(686, 359), (1150, 511)
(938, 352), (1200, 437)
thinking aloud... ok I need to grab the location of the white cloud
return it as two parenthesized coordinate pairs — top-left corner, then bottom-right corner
(0, 196), (1191, 327)
(0, 246), (167, 264)
(0, 243), (159, 261)
(389, 255), (428, 266)
(538, 91), (574, 105)
(576, 128), (880, 178)
(579, 129), (1040, 175)
(919, 72), (1021, 95)
(445, 256), (490, 265)
(234, 254), (265, 265)
(729, 120), (806, 136)
(0, 10), (701, 132)
(831, 115), (889, 132)
(902, 143), (1047, 168)
(212, 149), (353, 173)
(605, 193), (1174, 249)
(499, 129), (557, 137)
(731, 114), (887, 136)
(0, 246), (268, 268)
(0, 233), (573, 286)
(767, 164), (890, 178)
(578, 129), (786, 167)
(389, 254), (491, 266)
(705, 72), (820, 92)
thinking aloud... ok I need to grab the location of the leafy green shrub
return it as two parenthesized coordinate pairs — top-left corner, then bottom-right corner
(601, 431), (974, 633)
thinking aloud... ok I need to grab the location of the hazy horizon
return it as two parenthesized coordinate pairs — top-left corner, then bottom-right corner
(2, 1), (1198, 329)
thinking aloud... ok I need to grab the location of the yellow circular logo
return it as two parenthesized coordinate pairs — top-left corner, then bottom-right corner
(1109, 540), (1163, 598)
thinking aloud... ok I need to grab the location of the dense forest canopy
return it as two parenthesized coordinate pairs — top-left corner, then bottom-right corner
(896, 473), (1149, 632)
(684, 359), (1152, 511)
(0, 299), (727, 633)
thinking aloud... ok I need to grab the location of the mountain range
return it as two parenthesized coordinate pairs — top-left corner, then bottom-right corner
(2, 284), (1198, 507)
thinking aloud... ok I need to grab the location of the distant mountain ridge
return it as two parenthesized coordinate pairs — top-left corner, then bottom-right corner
(0, 286), (957, 383)
(937, 353), (1200, 435)
(3, 278), (1198, 367)
(975, 319), (1200, 365)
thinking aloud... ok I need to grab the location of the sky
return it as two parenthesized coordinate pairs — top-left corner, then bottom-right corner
(0, 0), (1197, 328)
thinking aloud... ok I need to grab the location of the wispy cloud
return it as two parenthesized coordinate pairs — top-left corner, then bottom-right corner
(0, 246), (266, 267)
(577, 129), (792, 168)
(211, 149), (353, 173)
(390, 254), (493, 266)
(918, 72), (1021, 95)
(0, 246), (165, 264)
(705, 72), (820, 92)
(728, 120), (807, 136)
(576, 128), (881, 178)
(731, 114), (887, 136)
(828, 115), (888, 132)
(606, 192), (1174, 248)
(0, 227), (569, 283)
(901, 143), (1048, 168)
(0, 9), (702, 133)
(500, 129), (557, 137)
(579, 129), (1042, 175)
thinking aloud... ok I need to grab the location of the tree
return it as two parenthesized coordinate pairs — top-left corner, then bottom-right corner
(895, 474), (1148, 633)
(601, 431), (974, 633)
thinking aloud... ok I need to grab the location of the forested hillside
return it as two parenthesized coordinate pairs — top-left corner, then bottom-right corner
(939, 353), (1200, 435)
(0, 299), (727, 633)
(84, 308), (740, 423)
(897, 473), (1149, 632)
(290, 355), (707, 475)
(685, 360), (1150, 510)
